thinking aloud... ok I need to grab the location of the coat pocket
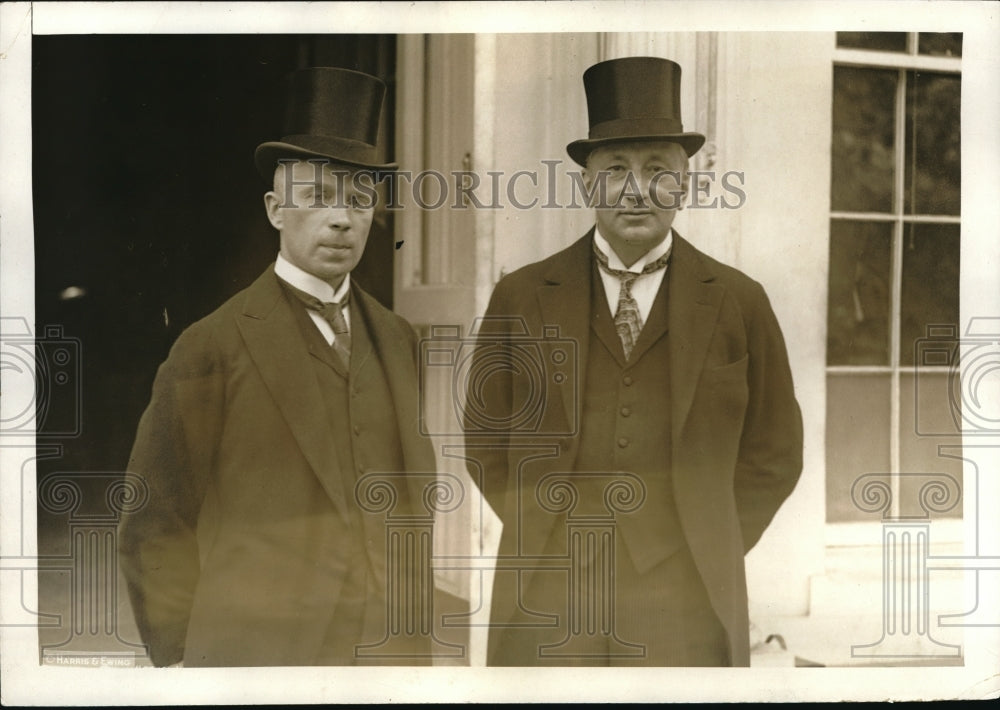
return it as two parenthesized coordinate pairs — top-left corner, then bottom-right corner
(700, 354), (750, 425)
(702, 353), (749, 385)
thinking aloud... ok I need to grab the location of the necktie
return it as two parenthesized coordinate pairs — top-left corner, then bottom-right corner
(281, 280), (352, 366)
(593, 240), (672, 360)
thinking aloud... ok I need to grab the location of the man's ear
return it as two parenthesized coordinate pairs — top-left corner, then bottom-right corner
(263, 191), (283, 230)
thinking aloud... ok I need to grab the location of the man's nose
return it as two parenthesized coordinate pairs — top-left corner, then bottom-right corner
(622, 173), (651, 207)
(326, 206), (351, 229)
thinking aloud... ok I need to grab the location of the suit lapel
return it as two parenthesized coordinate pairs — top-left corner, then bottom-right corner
(510, 232), (594, 605)
(353, 286), (433, 512)
(536, 231), (595, 439)
(590, 259), (630, 368)
(668, 233), (724, 441)
(528, 229), (724, 451)
(347, 295), (374, 379)
(236, 265), (350, 520)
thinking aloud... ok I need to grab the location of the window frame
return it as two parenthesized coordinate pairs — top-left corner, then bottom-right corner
(827, 33), (962, 523)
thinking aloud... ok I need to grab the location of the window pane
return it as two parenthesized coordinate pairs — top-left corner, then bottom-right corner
(827, 220), (893, 366)
(904, 71), (961, 216)
(836, 32), (908, 53)
(826, 374), (891, 522)
(899, 372), (963, 518)
(832, 66), (897, 212)
(900, 223), (960, 366)
(918, 32), (963, 58)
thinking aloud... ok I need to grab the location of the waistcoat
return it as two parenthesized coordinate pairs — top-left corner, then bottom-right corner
(571, 261), (687, 574)
(281, 284), (407, 656)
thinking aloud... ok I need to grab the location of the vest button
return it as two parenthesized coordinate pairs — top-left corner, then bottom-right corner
(623, 376), (633, 386)
(617, 437), (629, 448)
(620, 406), (631, 417)
(353, 425), (361, 435)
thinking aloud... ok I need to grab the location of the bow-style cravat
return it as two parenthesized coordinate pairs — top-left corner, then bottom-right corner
(282, 280), (352, 366)
(593, 240), (672, 360)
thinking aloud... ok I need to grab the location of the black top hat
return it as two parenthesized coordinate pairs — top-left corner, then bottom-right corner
(566, 56), (706, 167)
(254, 67), (397, 179)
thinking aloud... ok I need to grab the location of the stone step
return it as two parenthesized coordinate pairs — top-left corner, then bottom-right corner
(753, 541), (972, 667)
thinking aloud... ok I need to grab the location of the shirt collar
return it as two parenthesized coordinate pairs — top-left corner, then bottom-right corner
(593, 226), (674, 274)
(274, 253), (351, 303)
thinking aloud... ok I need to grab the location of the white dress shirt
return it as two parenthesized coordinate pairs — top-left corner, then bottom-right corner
(593, 227), (673, 324)
(274, 253), (351, 347)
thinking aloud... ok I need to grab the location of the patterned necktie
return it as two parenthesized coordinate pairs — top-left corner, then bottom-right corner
(281, 279), (352, 366)
(593, 240), (672, 360)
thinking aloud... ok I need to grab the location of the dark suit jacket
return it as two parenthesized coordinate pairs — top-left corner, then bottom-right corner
(467, 230), (803, 666)
(118, 265), (436, 667)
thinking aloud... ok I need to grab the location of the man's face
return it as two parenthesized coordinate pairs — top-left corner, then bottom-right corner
(264, 160), (376, 288)
(584, 141), (689, 266)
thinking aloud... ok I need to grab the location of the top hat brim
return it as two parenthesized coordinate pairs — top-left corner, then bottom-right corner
(566, 132), (706, 167)
(255, 141), (398, 182)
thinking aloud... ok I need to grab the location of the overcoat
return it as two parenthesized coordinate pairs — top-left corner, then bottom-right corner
(468, 230), (804, 666)
(118, 265), (437, 667)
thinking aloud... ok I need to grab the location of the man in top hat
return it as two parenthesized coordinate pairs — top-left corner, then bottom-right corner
(118, 67), (437, 667)
(466, 56), (803, 666)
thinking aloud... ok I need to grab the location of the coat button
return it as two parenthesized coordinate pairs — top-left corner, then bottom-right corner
(620, 406), (631, 417)
(623, 376), (633, 386)
(353, 425), (361, 435)
(617, 437), (629, 448)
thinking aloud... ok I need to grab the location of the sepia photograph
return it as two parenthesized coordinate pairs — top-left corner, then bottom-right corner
(1, 1), (998, 703)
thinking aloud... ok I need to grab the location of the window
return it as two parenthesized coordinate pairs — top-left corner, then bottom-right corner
(826, 33), (962, 522)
